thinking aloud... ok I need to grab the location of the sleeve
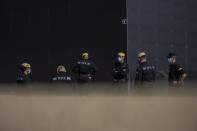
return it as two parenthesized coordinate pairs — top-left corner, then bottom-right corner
(72, 62), (79, 74)
(135, 67), (143, 85)
(152, 65), (156, 81)
(112, 64), (120, 77)
(177, 66), (185, 75)
(119, 64), (129, 76)
(171, 72), (178, 81)
(91, 62), (97, 75)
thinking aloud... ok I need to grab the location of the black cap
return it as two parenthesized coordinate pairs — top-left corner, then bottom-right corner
(167, 52), (176, 58)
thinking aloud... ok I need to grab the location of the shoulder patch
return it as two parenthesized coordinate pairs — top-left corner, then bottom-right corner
(178, 67), (183, 71)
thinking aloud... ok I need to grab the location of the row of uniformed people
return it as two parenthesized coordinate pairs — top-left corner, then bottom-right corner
(17, 52), (96, 84)
(111, 51), (186, 88)
(16, 52), (187, 88)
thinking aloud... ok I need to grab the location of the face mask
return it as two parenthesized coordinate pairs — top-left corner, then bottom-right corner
(168, 58), (172, 64)
(118, 57), (122, 62)
(28, 69), (31, 74)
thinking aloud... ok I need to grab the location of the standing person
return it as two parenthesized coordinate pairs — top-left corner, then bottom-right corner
(135, 52), (156, 88)
(16, 63), (31, 84)
(167, 53), (187, 88)
(72, 52), (96, 83)
(112, 52), (129, 83)
(51, 65), (74, 83)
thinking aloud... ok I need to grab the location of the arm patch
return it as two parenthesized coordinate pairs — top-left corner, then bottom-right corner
(178, 67), (183, 71)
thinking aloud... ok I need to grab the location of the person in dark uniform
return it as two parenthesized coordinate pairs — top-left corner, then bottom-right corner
(72, 52), (96, 83)
(51, 65), (74, 83)
(112, 52), (129, 83)
(167, 53), (187, 88)
(135, 52), (156, 88)
(16, 63), (31, 84)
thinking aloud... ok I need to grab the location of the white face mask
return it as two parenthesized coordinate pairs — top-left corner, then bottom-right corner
(118, 57), (122, 62)
(28, 69), (31, 74)
(168, 58), (172, 64)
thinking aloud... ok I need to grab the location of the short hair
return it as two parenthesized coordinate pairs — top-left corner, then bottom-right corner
(57, 65), (66, 73)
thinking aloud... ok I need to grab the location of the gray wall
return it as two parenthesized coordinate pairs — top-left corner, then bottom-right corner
(127, 0), (197, 79)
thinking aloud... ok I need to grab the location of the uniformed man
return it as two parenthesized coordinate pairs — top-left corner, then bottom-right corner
(16, 63), (31, 84)
(167, 53), (187, 88)
(72, 52), (96, 83)
(135, 52), (156, 88)
(112, 52), (129, 83)
(51, 65), (73, 83)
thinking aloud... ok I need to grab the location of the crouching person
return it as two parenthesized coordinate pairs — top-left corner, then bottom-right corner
(50, 65), (75, 94)
(51, 65), (74, 83)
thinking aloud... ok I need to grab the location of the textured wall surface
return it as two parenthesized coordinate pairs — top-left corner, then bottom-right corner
(127, 0), (197, 79)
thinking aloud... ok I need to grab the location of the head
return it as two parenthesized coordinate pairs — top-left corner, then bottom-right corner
(82, 52), (89, 60)
(117, 52), (125, 63)
(21, 63), (31, 75)
(138, 52), (147, 63)
(57, 65), (66, 73)
(167, 53), (176, 64)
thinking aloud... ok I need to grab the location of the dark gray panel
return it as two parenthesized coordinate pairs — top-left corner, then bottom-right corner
(127, 0), (197, 79)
